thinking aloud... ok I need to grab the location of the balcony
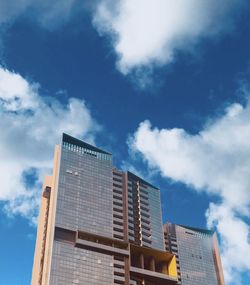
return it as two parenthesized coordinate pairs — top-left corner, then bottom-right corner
(130, 244), (177, 285)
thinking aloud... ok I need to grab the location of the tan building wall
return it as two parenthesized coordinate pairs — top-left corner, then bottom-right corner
(212, 234), (225, 285)
(31, 145), (61, 285)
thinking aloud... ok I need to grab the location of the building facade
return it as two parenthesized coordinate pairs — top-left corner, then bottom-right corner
(164, 223), (225, 285)
(31, 134), (177, 285)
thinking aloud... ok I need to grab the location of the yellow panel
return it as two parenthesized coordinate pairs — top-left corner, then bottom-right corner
(168, 255), (177, 278)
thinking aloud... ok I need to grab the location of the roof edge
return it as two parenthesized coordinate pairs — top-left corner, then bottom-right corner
(62, 133), (112, 155)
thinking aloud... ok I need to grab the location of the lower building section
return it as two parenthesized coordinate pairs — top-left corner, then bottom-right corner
(47, 227), (177, 285)
(50, 242), (114, 285)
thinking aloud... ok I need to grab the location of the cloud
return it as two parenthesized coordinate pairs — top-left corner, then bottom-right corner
(0, 1), (247, 83)
(93, 0), (246, 76)
(130, 98), (250, 284)
(0, 0), (89, 30)
(0, 66), (98, 224)
(207, 203), (250, 284)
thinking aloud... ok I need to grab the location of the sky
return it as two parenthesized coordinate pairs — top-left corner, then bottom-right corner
(0, 1), (250, 284)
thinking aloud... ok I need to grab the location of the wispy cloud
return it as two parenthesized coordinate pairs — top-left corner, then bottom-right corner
(130, 94), (250, 284)
(0, 66), (99, 224)
(0, 0), (87, 30)
(93, 0), (246, 85)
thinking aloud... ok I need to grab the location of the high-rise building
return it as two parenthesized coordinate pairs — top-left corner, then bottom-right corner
(31, 133), (225, 285)
(164, 223), (225, 285)
(31, 134), (177, 285)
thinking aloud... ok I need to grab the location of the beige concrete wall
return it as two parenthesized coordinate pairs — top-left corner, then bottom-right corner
(212, 233), (225, 285)
(31, 145), (61, 285)
(31, 175), (52, 285)
(42, 145), (60, 285)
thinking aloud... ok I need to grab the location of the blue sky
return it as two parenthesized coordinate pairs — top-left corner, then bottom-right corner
(0, 1), (250, 284)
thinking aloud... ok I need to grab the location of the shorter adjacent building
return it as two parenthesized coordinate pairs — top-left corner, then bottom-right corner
(164, 223), (225, 285)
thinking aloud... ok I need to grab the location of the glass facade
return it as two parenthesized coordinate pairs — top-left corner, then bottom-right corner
(49, 135), (114, 284)
(176, 226), (218, 285)
(55, 143), (113, 237)
(165, 224), (220, 285)
(147, 186), (165, 250)
(50, 241), (113, 285)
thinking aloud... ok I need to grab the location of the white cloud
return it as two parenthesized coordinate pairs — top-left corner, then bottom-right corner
(131, 98), (250, 284)
(0, 1), (246, 82)
(0, 66), (98, 223)
(0, 67), (39, 111)
(1, 1), (246, 87)
(207, 203), (250, 284)
(93, 0), (246, 75)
